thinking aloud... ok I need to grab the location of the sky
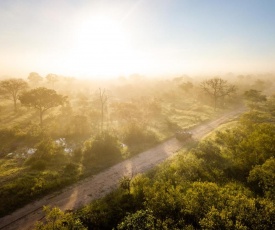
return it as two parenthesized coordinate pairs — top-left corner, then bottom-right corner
(0, 0), (275, 79)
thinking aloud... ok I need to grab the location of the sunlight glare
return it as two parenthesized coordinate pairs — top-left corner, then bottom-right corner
(69, 15), (137, 77)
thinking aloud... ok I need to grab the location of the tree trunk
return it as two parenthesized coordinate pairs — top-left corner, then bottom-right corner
(101, 103), (104, 133)
(214, 97), (217, 110)
(40, 110), (43, 127)
(13, 99), (17, 112)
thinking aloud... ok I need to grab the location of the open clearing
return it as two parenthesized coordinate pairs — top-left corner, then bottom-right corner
(0, 106), (245, 230)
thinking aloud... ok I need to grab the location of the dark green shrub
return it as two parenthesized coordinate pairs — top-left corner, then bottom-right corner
(83, 132), (122, 165)
(30, 159), (47, 171)
(63, 162), (80, 176)
(123, 123), (157, 146)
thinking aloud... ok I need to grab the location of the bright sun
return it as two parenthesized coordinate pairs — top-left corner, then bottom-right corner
(68, 15), (138, 77)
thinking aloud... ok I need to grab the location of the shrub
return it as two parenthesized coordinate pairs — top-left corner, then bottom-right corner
(123, 123), (157, 146)
(30, 159), (47, 171)
(83, 132), (122, 165)
(63, 162), (80, 176)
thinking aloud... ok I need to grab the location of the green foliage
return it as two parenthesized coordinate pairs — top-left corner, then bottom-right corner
(76, 192), (137, 230)
(130, 174), (150, 206)
(63, 162), (81, 177)
(30, 159), (47, 171)
(123, 122), (157, 147)
(0, 164), (83, 217)
(117, 209), (156, 230)
(119, 176), (132, 194)
(71, 102), (275, 230)
(199, 190), (275, 230)
(83, 132), (122, 167)
(71, 148), (83, 163)
(2, 75), (274, 225)
(19, 87), (67, 125)
(0, 124), (44, 153)
(144, 181), (186, 223)
(244, 89), (266, 110)
(0, 128), (26, 152)
(35, 206), (87, 230)
(266, 94), (275, 115)
(214, 118), (275, 181)
(248, 158), (275, 199)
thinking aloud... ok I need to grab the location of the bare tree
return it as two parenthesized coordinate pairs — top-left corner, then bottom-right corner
(200, 78), (236, 110)
(98, 88), (109, 133)
(0, 78), (28, 112)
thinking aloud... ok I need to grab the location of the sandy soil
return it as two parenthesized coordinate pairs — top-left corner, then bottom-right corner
(0, 107), (245, 230)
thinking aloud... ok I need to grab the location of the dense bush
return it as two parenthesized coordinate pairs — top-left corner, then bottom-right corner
(83, 132), (122, 166)
(30, 159), (47, 171)
(123, 123), (157, 147)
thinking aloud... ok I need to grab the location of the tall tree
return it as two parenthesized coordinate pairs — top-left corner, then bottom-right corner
(46, 73), (58, 88)
(200, 78), (236, 110)
(0, 78), (28, 112)
(98, 88), (108, 133)
(19, 87), (66, 126)
(27, 72), (43, 86)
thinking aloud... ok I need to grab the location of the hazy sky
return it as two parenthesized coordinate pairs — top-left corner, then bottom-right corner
(1, 0), (275, 78)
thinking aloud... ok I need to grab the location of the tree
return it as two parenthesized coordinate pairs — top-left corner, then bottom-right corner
(46, 73), (58, 88)
(248, 157), (275, 199)
(0, 78), (28, 112)
(19, 87), (66, 126)
(35, 206), (87, 230)
(120, 176), (132, 194)
(200, 78), (236, 110)
(83, 132), (122, 165)
(244, 89), (266, 110)
(98, 88), (109, 133)
(117, 209), (156, 230)
(28, 72), (43, 85)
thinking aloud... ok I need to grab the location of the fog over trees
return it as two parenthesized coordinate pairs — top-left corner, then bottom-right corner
(1, 1), (274, 229)
(0, 73), (274, 229)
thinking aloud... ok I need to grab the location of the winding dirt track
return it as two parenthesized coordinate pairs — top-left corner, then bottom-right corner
(0, 107), (245, 230)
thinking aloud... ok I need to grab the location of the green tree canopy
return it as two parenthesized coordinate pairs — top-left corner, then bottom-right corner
(35, 206), (87, 230)
(248, 157), (275, 199)
(19, 87), (66, 126)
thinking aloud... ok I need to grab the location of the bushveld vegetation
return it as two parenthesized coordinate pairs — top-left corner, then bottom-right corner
(0, 73), (274, 223)
(35, 81), (275, 230)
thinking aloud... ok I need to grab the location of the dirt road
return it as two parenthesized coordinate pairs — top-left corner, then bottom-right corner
(0, 107), (245, 230)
